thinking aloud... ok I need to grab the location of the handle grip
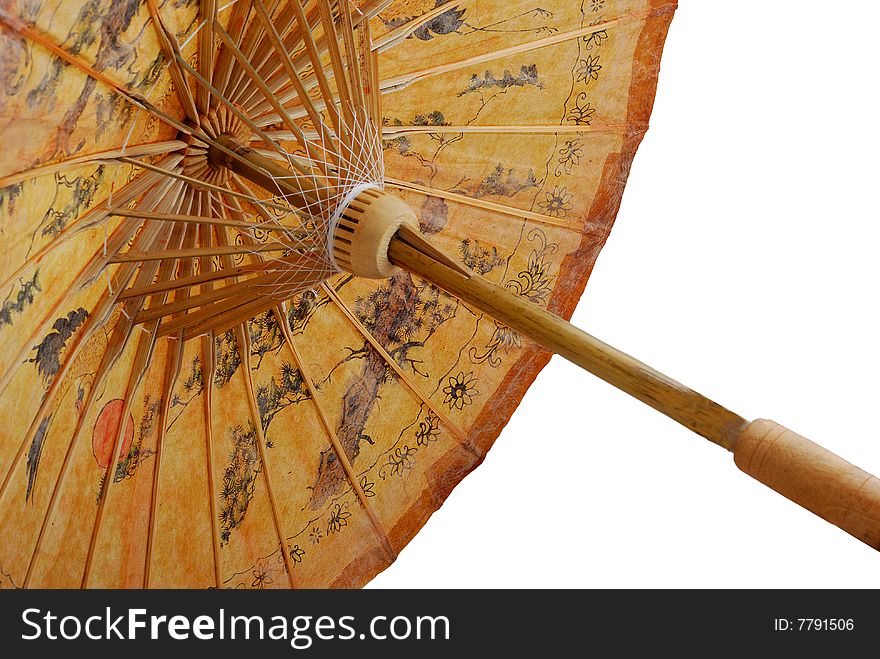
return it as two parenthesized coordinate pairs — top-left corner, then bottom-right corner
(734, 419), (880, 549)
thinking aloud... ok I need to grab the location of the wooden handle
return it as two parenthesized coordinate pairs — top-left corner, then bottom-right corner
(734, 419), (880, 549)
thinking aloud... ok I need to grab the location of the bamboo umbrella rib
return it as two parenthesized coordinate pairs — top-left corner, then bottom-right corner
(371, 0), (461, 52)
(201, 334), (223, 588)
(82, 175), (186, 287)
(312, 0), (357, 128)
(381, 124), (643, 137)
(197, 0), (218, 115)
(213, 20), (327, 168)
(211, 0), (253, 108)
(172, 54), (314, 180)
(144, 196), (201, 588)
(0, 141), (187, 189)
(145, 0), (200, 124)
(236, 326), (298, 588)
(160, 296), (260, 339)
(243, 0), (378, 125)
(248, 0), (340, 158)
(119, 157), (298, 216)
(177, 296), (278, 341)
(339, 0), (366, 114)
(159, 264), (326, 320)
(320, 284), (476, 455)
(266, 124), (639, 142)
(221, 0), (290, 107)
(284, 0), (346, 138)
(135, 271), (284, 322)
(384, 178), (584, 232)
(363, 21), (382, 124)
(195, 190), (224, 589)
(275, 308), (396, 561)
(109, 209), (305, 235)
(143, 337), (185, 588)
(238, 0), (386, 141)
(378, 10), (662, 92)
(230, 0), (303, 110)
(358, 0), (394, 18)
(109, 242), (305, 264)
(119, 263), (278, 301)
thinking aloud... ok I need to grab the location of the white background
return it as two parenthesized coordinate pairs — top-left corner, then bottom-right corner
(370, 1), (880, 588)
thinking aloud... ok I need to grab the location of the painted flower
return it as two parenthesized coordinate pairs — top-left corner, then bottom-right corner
(557, 140), (584, 176)
(576, 55), (602, 84)
(443, 372), (479, 410)
(327, 503), (352, 535)
(539, 187), (574, 218)
(251, 560), (273, 589)
(567, 93), (596, 126)
(415, 413), (441, 447)
(308, 526), (323, 545)
(584, 21), (609, 50)
(290, 545), (306, 564)
(359, 475), (376, 497)
(380, 445), (418, 479)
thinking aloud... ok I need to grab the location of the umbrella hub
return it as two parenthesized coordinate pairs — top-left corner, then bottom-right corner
(327, 186), (420, 279)
(181, 108), (252, 186)
(206, 134), (420, 280)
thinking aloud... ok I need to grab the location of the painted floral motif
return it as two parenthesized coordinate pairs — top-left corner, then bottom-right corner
(539, 186), (574, 218)
(506, 230), (559, 305)
(414, 413), (441, 447)
(443, 372), (479, 410)
(471, 323), (524, 367)
(327, 503), (352, 535)
(379, 445), (418, 479)
(556, 140), (584, 177)
(567, 93), (597, 126)
(576, 55), (602, 85)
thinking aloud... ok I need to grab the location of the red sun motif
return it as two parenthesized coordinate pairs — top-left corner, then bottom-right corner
(92, 399), (135, 469)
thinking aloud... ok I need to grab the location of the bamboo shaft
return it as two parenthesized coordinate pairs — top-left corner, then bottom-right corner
(388, 228), (747, 450)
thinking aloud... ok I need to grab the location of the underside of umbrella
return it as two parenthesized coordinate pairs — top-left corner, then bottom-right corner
(0, 0), (877, 590)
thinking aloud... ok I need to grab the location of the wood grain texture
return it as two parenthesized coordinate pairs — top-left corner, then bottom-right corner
(734, 420), (880, 550)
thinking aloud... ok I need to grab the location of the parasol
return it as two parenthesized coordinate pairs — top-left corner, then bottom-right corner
(0, 0), (875, 590)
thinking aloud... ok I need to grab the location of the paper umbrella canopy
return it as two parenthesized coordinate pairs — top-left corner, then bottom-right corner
(1, 0), (878, 590)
